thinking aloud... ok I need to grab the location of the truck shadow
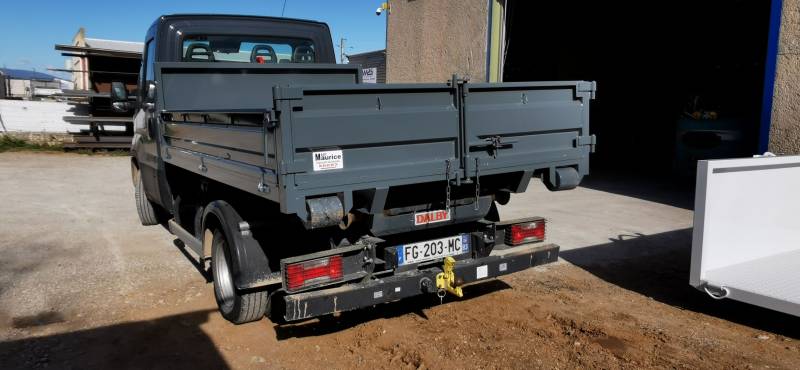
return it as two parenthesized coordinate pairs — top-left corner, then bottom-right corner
(273, 279), (511, 340)
(580, 171), (695, 210)
(559, 228), (800, 339)
(0, 309), (228, 369)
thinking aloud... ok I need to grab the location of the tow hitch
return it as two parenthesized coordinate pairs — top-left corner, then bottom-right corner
(436, 256), (463, 298)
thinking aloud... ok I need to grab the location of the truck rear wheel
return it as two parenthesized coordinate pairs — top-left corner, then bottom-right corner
(134, 170), (161, 226)
(211, 229), (269, 324)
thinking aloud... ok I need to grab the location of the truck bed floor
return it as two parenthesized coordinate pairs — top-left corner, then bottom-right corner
(704, 249), (800, 316)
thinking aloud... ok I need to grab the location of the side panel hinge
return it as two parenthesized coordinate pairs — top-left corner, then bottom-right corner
(575, 135), (597, 153)
(576, 81), (597, 100)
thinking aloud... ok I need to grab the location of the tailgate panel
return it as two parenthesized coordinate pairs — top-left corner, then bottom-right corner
(287, 85), (460, 188)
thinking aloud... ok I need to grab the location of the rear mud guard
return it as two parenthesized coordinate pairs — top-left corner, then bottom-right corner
(202, 201), (276, 290)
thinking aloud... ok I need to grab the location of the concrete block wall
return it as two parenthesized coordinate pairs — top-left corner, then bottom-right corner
(386, 0), (489, 83)
(770, 0), (800, 154)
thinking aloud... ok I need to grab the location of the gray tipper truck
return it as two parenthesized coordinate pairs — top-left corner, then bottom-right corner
(115, 14), (596, 324)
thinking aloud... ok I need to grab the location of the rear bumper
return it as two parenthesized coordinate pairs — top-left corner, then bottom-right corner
(283, 243), (559, 321)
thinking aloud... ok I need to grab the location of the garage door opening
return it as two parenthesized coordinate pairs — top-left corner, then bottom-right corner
(501, 0), (772, 182)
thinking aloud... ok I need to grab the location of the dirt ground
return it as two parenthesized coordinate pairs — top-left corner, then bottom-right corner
(0, 152), (798, 369)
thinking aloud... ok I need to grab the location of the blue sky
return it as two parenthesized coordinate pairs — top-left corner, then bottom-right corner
(0, 0), (386, 79)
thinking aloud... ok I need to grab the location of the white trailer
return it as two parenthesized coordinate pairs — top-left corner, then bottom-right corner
(691, 155), (800, 316)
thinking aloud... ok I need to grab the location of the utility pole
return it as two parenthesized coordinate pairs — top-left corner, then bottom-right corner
(376, 2), (390, 49)
(338, 38), (347, 64)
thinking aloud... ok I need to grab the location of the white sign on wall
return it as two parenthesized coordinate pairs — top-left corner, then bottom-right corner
(362, 67), (377, 83)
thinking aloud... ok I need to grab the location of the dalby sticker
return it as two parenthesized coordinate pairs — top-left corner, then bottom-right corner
(312, 150), (343, 171)
(414, 210), (451, 226)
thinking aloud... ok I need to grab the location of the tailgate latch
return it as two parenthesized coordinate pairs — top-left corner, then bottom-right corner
(436, 257), (463, 298)
(477, 136), (517, 158)
(263, 110), (279, 129)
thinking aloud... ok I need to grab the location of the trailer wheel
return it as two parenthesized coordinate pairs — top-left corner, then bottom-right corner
(211, 229), (269, 324)
(134, 170), (161, 226)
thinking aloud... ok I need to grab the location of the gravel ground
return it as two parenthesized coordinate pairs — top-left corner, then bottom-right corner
(0, 152), (797, 369)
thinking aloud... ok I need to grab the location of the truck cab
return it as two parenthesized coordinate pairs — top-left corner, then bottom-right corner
(126, 15), (336, 218)
(116, 14), (593, 324)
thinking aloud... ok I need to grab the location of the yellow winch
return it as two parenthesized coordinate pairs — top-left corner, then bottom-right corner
(436, 256), (463, 297)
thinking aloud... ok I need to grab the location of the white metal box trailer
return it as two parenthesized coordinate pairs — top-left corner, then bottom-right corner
(691, 155), (800, 316)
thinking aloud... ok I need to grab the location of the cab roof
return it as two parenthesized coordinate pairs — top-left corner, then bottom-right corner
(158, 14), (328, 27)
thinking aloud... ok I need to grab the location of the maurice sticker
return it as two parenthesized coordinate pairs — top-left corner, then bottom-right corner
(312, 150), (343, 171)
(414, 210), (451, 226)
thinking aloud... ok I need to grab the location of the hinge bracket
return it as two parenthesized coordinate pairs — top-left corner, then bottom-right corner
(575, 135), (597, 153)
(576, 81), (597, 100)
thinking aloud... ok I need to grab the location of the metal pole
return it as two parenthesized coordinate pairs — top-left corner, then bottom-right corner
(0, 110), (8, 133)
(384, 5), (389, 50)
(339, 38), (347, 64)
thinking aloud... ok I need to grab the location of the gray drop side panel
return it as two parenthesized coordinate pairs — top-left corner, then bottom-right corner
(154, 62), (361, 203)
(157, 62), (359, 112)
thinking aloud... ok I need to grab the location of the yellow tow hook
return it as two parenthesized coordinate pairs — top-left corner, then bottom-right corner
(436, 256), (463, 298)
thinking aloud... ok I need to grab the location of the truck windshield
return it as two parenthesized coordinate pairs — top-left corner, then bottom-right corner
(182, 35), (316, 63)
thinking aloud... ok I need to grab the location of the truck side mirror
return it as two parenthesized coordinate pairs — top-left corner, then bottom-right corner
(144, 81), (156, 112)
(110, 81), (131, 113)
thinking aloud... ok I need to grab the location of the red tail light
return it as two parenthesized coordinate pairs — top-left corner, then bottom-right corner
(285, 255), (343, 291)
(506, 221), (545, 245)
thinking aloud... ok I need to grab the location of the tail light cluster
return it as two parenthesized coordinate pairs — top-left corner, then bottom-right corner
(505, 220), (546, 246)
(285, 255), (343, 291)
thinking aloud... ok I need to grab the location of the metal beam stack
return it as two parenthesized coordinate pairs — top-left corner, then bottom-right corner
(54, 35), (142, 149)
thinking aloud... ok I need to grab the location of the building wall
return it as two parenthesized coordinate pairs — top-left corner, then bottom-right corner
(386, 0), (489, 83)
(770, 0), (800, 154)
(71, 28), (90, 91)
(0, 99), (72, 132)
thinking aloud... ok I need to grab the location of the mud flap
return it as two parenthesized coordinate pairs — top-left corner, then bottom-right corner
(202, 200), (277, 290)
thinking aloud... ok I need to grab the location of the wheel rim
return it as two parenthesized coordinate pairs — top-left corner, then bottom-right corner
(213, 234), (235, 309)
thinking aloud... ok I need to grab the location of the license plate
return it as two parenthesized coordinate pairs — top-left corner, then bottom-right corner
(396, 234), (470, 266)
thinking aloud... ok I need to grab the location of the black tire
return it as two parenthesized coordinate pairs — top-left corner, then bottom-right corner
(134, 170), (161, 226)
(211, 229), (269, 324)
